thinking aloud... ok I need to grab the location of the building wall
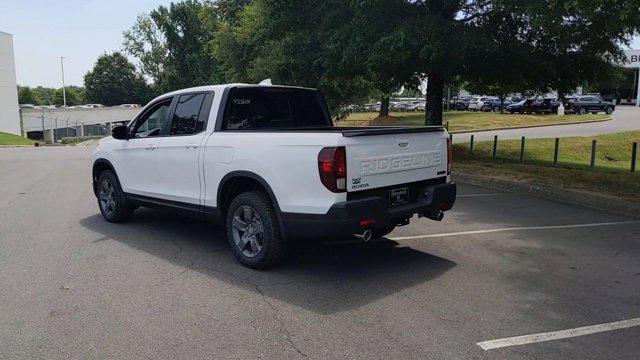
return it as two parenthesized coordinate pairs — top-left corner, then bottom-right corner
(20, 107), (141, 133)
(622, 49), (640, 107)
(0, 31), (21, 135)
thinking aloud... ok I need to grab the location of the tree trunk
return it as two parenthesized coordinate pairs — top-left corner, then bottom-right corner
(425, 73), (444, 125)
(379, 96), (390, 117)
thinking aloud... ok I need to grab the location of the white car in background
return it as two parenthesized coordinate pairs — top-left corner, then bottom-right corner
(468, 96), (497, 111)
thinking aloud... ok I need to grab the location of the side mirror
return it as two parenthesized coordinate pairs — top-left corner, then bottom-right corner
(112, 125), (129, 140)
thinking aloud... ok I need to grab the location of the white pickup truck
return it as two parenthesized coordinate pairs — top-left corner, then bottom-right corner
(92, 84), (456, 268)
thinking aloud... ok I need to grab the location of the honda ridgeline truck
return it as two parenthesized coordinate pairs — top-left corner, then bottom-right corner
(92, 84), (456, 268)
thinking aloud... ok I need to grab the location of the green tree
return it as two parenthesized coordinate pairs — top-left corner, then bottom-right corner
(18, 86), (38, 104)
(32, 86), (56, 105)
(347, 0), (419, 117)
(123, 13), (168, 87)
(151, 0), (222, 90)
(84, 52), (150, 106)
(53, 87), (81, 106)
(409, 0), (640, 124)
(213, 0), (371, 117)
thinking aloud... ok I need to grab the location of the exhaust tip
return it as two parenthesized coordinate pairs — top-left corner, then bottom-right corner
(424, 210), (444, 222)
(354, 229), (373, 242)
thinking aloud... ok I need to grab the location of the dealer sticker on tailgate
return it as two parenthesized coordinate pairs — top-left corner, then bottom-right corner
(389, 187), (409, 207)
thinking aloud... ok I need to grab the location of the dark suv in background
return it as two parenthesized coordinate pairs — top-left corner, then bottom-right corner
(483, 97), (521, 112)
(565, 96), (615, 115)
(533, 98), (561, 114)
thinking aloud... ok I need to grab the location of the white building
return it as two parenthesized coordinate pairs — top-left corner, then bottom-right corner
(621, 49), (640, 107)
(0, 31), (20, 135)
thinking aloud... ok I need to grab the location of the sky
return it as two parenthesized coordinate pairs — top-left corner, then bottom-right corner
(1, 1), (639, 88)
(1, 0), (173, 87)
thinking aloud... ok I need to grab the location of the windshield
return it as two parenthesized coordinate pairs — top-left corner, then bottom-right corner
(223, 87), (332, 130)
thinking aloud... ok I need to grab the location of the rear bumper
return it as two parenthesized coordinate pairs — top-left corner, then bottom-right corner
(281, 182), (457, 240)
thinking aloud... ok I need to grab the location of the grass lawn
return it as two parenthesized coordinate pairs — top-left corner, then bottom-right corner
(0, 132), (35, 146)
(452, 131), (640, 202)
(457, 131), (640, 171)
(338, 111), (609, 133)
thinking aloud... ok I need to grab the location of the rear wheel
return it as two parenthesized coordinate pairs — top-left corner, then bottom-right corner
(226, 191), (286, 269)
(97, 170), (134, 223)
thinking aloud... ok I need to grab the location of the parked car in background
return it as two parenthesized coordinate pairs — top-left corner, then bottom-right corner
(506, 99), (535, 113)
(468, 96), (492, 111)
(117, 104), (142, 108)
(565, 96), (615, 115)
(409, 102), (426, 111)
(479, 96), (500, 111)
(451, 96), (471, 110)
(531, 98), (561, 114)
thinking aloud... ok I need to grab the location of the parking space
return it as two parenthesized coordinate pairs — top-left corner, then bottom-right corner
(1, 146), (639, 359)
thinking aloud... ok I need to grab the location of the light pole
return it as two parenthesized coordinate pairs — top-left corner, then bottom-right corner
(60, 56), (67, 107)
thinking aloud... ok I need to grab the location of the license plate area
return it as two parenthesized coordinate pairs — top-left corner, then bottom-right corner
(389, 187), (409, 207)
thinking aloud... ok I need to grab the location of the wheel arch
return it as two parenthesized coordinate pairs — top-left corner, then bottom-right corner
(217, 171), (282, 216)
(92, 158), (120, 197)
(217, 171), (286, 239)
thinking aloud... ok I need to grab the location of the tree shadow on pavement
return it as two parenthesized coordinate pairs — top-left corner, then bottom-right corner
(80, 209), (456, 314)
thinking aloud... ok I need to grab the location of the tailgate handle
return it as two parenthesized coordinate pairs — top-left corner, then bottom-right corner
(398, 139), (410, 148)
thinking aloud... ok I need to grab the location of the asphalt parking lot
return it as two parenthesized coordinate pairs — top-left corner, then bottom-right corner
(1, 146), (639, 359)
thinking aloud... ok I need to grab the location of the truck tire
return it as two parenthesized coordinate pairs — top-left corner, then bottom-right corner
(226, 191), (286, 269)
(97, 170), (134, 223)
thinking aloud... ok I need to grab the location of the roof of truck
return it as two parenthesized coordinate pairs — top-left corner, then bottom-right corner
(149, 83), (317, 104)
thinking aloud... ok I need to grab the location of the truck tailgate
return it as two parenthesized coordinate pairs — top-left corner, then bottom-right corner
(344, 130), (448, 192)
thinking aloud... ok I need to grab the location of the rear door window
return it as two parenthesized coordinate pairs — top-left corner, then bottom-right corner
(223, 87), (331, 130)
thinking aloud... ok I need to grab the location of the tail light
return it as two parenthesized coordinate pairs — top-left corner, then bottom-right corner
(318, 146), (347, 193)
(447, 137), (452, 175)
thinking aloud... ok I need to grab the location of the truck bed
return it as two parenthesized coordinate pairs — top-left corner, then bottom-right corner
(221, 125), (446, 137)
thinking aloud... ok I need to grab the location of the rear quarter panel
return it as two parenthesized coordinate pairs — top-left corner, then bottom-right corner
(202, 132), (346, 214)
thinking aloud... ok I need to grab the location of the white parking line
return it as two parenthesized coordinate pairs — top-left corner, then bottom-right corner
(389, 221), (640, 241)
(477, 318), (640, 350)
(457, 193), (512, 198)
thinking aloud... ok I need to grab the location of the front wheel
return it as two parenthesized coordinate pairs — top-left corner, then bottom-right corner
(605, 106), (614, 115)
(492, 106), (500, 113)
(578, 107), (587, 115)
(97, 170), (134, 223)
(226, 191), (286, 269)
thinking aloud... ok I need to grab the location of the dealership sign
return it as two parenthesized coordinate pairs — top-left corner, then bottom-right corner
(622, 50), (640, 68)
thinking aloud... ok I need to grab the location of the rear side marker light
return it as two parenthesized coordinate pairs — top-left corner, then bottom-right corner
(359, 219), (375, 226)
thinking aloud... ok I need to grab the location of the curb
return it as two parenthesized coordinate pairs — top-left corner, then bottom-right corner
(452, 172), (640, 217)
(450, 117), (612, 135)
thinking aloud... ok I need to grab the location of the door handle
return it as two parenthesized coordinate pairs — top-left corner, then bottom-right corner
(186, 144), (199, 149)
(146, 145), (157, 150)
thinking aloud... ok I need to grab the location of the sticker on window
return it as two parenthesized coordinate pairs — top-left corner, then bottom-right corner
(233, 99), (251, 105)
